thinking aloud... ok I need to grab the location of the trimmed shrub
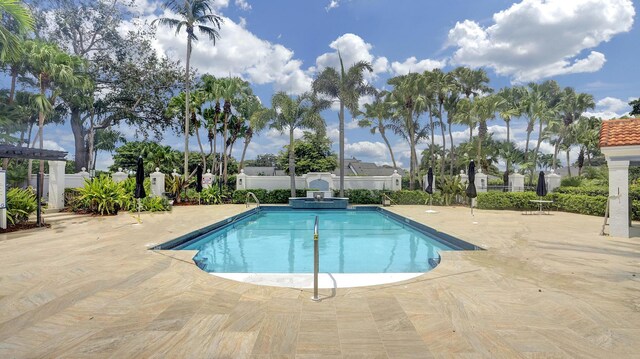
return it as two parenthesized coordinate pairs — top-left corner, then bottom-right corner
(477, 192), (540, 210)
(560, 176), (583, 187)
(552, 193), (607, 217)
(77, 176), (127, 215)
(6, 188), (37, 225)
(140, 196), (171, 212)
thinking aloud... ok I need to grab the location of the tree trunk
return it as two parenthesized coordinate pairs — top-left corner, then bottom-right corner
(37, 80), (45, 197)
(211, 109), (218, 177)
(524, 123), (532, 165)
(195, 122), (207, 172)
(469, 124), (473, 142)
(222, 111), (229, 184)
(552, 138), (561, 171)
(439, 104), (446, 176)
(239, 132), (252, 170)
(70, 108), (89, 172)
(566, 149), (572, 177)
(183, 37), (192, 177)
(533, 119), (544, 173)
(339, 102), (345, 197)
(87, 116), (95, 172)
(9, 68), (17, 104)
(448, 115), (455, 176)
(407, 114), (415, 190)
(476, 122), (483, 168)
(289, 127), (296, 197)
(379, 125), (396, 169)
(428, 110), (435, 167)
(505, 119), (511, 174)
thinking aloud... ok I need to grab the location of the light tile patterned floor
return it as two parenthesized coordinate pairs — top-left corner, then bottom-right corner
(0, 205), (638, 358)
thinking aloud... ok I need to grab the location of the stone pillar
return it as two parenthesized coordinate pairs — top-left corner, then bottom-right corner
(149, 168), (165, 197)
(509, 173), (525, 192)
(203, 169), (213, 188)
(112, 168), (128, 183)
(476, 168), (488, 193)
(546, 169), (561, 193)
(459, 170), (468, 186)
(608, 160), (630, 238)
(47, 160), (66, 210)
(390, 170), (402, 191)
(171, 169), (180, 178)
(236, 169), (247, 190)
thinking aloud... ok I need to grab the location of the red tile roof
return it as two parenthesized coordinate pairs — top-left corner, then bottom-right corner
(599, 118), (640, 147)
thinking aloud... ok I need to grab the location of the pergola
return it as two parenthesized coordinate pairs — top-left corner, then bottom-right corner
(599, 118), (640, 238)
(0, 145), (68, 227)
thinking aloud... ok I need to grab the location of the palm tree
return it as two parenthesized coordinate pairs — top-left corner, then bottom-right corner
(268, 92), (326, 197)
(452, 67), (492, 99)
(0, 0), (34, 62)
(24, 40), (87, 193)
(444, 90), (461, 175)
(495, 87), (522, 175)
(166, 90), (207, 170)
(312, 52), (374, 197)
(235, 94), (268, 169)
(201, 74), (223, 174)
(555, 87), (595, 173)
(387, 73), (427, 189)
(357, 90), (397, 169)
(219, 77), (251, 182)
(429, 69), (458, 175)
(153, 0), (223, 176)
(472, 95), (499, 168)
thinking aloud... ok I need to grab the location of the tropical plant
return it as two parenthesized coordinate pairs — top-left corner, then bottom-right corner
(77, 175), (127, 215)
(495, 87), (522, 175)
(200, 186), (225, 204)
(437, 175), (466, 206)
(235, 94), (269, 169)
(429, 69), (458, 175)
(267, 92), (326, 197)
(312, 52), (374, 197)
(166, 174), (192, 204)
(276, 131), (337, 175)
(6, 187), (37, 225)
(153, 0), (223, 176)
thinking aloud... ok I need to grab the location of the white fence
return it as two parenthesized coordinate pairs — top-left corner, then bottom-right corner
(236, 171), (403, 192)
(29, 171), (91, 200)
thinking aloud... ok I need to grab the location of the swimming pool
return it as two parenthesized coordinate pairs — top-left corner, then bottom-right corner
(158, 207), (479, 279)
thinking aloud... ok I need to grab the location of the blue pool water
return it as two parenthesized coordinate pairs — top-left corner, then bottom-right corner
(176, 209), (458, 273)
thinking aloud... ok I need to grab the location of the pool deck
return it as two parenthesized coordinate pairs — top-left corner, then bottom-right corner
(0, 205), (638, 358)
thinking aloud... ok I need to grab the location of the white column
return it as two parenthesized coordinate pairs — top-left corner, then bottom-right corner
(459, 170), (468, 186)
(47, 160), (66, 210)
(112, 168), (128, 183)
(203, 169), (213, 188)
(149, 168), (165, 197)
(608, 160), (630, 238)
(509, 173), (525, 192)
(547, 170), (561, 193)
(476, 168), (488, 193)
(236, 169), (247, 190)
(78, 167), (91, 181)
(0, 170), (6, 229)
(390, 170), (402, 191)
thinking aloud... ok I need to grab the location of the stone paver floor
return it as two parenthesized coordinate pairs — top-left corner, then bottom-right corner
(0, 205), (638, 358)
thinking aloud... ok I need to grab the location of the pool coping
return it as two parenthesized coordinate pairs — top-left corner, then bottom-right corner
(152, 205), (483, 288)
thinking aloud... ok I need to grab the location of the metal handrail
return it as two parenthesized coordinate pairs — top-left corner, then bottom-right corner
(381, 193), (397, 206)
(245, 192), (260, 208)
(312, 216), (320, 302)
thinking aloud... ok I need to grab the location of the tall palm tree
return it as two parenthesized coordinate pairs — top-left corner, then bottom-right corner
(201, 74), (224, 174)
(495, 87), (522, 175)
(24, 40), (87, 193)
(153, 0), (223, 176)
(387, 73), (427, 189)
(472, 95), (498, 168)
(556, 88), (595, 168)
(357, 90), (397, 169)
(312, 52), (374, 197)
(444, 90), (461, 175)
(453, 98), (474, 142)
(0, 0), (34, 62)
(452, 67), (492, 99)
(219, 77), (251, 182)
(166, 90), (207, 170)
(268, 92), (326, 197)
(235, 94), (268, 169)
(429, 69), (458, 175)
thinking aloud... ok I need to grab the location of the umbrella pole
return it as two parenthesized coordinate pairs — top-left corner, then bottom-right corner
(137, 198), (141, 223)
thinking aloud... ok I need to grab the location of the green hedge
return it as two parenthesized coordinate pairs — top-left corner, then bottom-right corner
(477, 191), (639, 220)
(232, 189), (308, 204)
(555, 185), (640, 201)
(232, 189), (448, 205)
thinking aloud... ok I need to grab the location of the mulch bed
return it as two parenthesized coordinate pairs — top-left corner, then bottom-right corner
(0, 222), (51, 233)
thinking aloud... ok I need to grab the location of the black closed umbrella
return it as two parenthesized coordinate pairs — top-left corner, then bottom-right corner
(134, 156), (145, 222)
(196, 165), (203, 193)
(425, 167), (437, 213)
(536, 171), (547, 197)
(134, 156), (146, 199)
(466, 161), (477, 215)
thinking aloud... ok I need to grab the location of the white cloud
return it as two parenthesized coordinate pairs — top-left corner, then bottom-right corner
(235, 0), (251, 11)
(390, 56), (447, 75)
(446, 0), (635, 82)
(315, 33), (386, 80)
(326, 0), (339, 11)
(148, 12), (312, 94)
(345, 141), (388, 159)
(584, 96), (631, 119)
(42, 140), (65, 152)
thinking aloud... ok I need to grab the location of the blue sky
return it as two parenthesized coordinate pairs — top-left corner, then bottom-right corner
(35, 0), (639, 170)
